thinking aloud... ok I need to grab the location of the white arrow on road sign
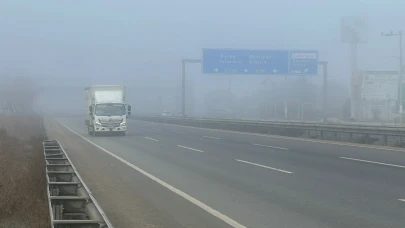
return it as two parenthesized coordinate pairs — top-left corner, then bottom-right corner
(214, 68), (219, 72)
(243, 68), (248, 72)
(272, 69), (278, 73)
(303, 68), (308, 74)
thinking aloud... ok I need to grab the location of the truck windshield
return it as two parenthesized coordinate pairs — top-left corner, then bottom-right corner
(95, 104), (126, 116)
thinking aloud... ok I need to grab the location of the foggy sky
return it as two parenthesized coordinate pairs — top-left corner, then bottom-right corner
(0, 0), (404, 91)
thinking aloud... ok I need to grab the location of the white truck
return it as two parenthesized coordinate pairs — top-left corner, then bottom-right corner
(85, 85), (131, 136)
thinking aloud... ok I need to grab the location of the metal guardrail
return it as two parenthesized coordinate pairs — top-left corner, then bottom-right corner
(133, 115), (405, 146)
(43, 140), (113, 228)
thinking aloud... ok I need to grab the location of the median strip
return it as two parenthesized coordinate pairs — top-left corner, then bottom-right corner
(144, 137), (159, 142)
(132, 117), (405, 152)
(177, 145), (204, 153)
(235, 159), (293, 174)
(253, 143), (288, 150)
(340, 157), (405, 169)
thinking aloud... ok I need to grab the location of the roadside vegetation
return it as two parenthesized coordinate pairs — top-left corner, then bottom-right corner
(0, 76), (49, 228)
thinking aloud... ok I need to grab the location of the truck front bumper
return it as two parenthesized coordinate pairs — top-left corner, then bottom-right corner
(94, 126), (126, 132)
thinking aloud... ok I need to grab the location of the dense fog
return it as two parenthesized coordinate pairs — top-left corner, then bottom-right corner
(0, 0), (403, 121)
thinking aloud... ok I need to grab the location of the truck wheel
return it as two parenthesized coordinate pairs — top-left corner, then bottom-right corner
(88, 127), (92, 135)
(92, 130), (98, 137)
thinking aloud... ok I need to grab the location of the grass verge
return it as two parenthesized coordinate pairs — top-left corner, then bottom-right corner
(0, 115), (50, 228)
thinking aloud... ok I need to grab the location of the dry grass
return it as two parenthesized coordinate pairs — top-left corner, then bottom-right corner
(0, 115), (50, 228)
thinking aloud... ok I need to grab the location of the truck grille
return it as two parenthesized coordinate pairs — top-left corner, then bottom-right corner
(99, 119), (122, 128)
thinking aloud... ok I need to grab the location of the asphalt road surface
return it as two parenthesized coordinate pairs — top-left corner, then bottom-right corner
(46, 117), (405, 228)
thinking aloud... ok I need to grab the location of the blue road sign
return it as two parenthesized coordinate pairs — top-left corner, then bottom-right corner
(202, 49), (318, 75)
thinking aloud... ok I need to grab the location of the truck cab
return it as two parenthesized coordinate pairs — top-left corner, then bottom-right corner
(85, 85), (131, 136)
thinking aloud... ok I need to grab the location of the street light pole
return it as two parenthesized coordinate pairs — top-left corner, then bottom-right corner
(398, 32), (403, 119)
(318, 61), (328, 122)
(181, 60), (186, 116)
(181, 59), (202, 117)
(382, 31), (403, 123)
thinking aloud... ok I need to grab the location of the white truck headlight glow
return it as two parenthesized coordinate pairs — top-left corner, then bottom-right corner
(120, 122), (126, 126)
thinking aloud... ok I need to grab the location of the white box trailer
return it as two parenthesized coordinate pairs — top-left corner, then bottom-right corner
(85, 85), (131, 136)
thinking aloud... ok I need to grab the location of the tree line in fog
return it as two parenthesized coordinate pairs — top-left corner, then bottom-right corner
(0, 76), (38, 114)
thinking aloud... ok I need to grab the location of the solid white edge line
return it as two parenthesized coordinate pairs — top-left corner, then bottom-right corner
(144, 137), (159, 142)
(253, 143), (288, 150)
(398, 199), (405, 202)
(57, 120), (246, 228)
(203, 136), (221, 140)
(235, 159), (293, 174)
(340, 157), (405, 169)
(177, 145), (204, 153)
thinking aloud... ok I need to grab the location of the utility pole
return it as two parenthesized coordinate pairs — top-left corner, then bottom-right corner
(341, 16), (367, 120)
(350, 39), (361, 120)
(382, 31), (403, 123)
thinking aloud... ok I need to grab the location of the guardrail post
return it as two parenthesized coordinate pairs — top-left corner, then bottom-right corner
(320, 130), (324, 140)
(43, 140), (112, 228)
(349, 133), (353, 142)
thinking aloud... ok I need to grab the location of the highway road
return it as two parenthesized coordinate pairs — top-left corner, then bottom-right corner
(46, 117), (405, 228)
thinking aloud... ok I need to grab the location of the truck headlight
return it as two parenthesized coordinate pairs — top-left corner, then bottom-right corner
(120, 122), (126, 126)
(95, 122), (102, 126)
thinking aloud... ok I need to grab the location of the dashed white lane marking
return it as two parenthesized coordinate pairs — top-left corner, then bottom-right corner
(177, 145), (204, 153)
(203, 136), (221, 140)
(236, 159), (293, 174)
(398, 199), (405, 202)
(130, 119), (405, 153)
(57, 120), (246, 228)
(144, 137), (159, 142)
(253, 143), (288, 150)
(172, 130), (186, 134)
(340, 157), (405, 169)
